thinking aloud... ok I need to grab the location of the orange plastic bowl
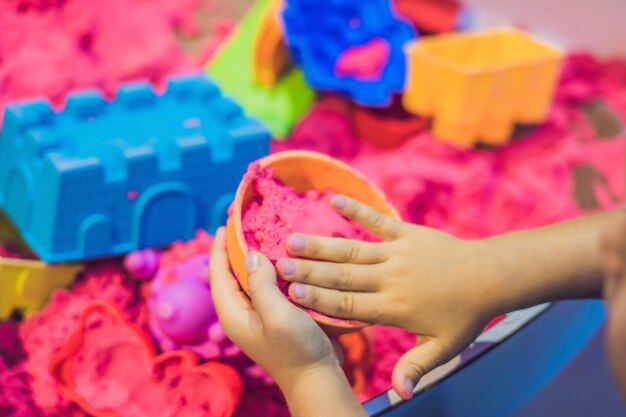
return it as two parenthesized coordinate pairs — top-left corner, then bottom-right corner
(226, 150), (401, 334)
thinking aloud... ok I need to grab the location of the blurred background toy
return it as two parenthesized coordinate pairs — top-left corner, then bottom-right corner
(252, 0), (293, 86)
(403, 28), (563, 147)
(124, 248), (161, 281)
(394, 0), (467, 34)
(282, 0), (416, 106)
(0, 257), (82, 321)
(350, 96), (429, 148)
(0, 213), (83, 320)
(207, 0), (315, 139)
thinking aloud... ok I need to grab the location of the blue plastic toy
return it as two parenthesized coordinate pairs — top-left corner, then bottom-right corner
(282, 0), (416, 107)
(0, 74), (270, 263)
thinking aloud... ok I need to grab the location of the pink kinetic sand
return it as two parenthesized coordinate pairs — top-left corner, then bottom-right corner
(0, 321), (42, 417)
(241, 163), (378, 295)
(0, 321), (26, 368)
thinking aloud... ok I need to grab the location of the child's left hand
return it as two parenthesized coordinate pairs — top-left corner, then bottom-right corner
(211, 228), (366, 417)
(209, 227), (338, 389)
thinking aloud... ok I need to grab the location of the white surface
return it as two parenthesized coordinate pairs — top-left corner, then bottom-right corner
(464, 0), (626, 57)
(476, 303), (550, 344)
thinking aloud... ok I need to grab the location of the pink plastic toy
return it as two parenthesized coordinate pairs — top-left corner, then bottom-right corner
(152, 273), (216, 344)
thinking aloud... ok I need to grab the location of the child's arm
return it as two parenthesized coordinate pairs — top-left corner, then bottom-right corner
(483, 207), (613, 311)
(209, 228), (366, 417)
(277, 195), (624, 399)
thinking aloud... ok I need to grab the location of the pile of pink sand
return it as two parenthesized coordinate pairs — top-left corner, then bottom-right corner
(0, 0), (234, 126)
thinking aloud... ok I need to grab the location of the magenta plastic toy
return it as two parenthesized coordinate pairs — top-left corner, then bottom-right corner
(123, 248), (161, 280)
(152, 279), (216, 344)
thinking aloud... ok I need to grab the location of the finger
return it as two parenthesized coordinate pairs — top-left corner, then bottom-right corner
(209, 228), (253, 326)
(277, 257), (381, 292)
(331, 194), (403, 240)
(245, 251), (294, 321)
(287, 233), (387, 264)
(288, 283), (384, 323)
(391, 341), (449, 400)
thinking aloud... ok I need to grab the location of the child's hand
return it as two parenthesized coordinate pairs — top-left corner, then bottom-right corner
(209, 228), (337, 388)
(211, 228), (367, 417)
(277, 195), (499, 399)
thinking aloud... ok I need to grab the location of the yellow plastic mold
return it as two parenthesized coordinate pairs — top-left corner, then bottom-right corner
(403, 28), (563, 147)
(0, 257), (82, 319)
(0, 213), (82, 319)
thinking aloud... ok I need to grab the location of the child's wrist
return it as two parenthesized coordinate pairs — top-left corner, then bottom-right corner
(479, 234), (541, 317)
(277, 359), (367, 417)
(470, 238), (512, 318)
(276, 359), (345, 397)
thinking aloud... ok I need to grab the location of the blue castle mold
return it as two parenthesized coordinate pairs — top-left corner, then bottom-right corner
(0, 75), (270, 263)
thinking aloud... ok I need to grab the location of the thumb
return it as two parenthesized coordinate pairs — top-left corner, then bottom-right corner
(245, 252), (291, 320)
(391, 340), (448, 400)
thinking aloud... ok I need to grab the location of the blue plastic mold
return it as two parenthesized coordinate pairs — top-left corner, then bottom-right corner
(282, 0), (416, 107)
(0, 74), (270, 263)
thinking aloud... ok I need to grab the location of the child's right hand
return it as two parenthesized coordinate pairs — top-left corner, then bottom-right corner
(277, 195), (501, 399)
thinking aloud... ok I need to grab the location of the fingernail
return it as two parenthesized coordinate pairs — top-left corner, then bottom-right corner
(292, 283), (307, 300)
(332, 195), (347, 210)
(289, 235), (307, 252)
(244, 253), (260, 273)
(280, 258), (296, 276)
(404, 378), (415, 399)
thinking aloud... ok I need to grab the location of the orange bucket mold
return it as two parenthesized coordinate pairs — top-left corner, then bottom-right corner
(226, 150), (400, 334)
(403, 28), (563, 147)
